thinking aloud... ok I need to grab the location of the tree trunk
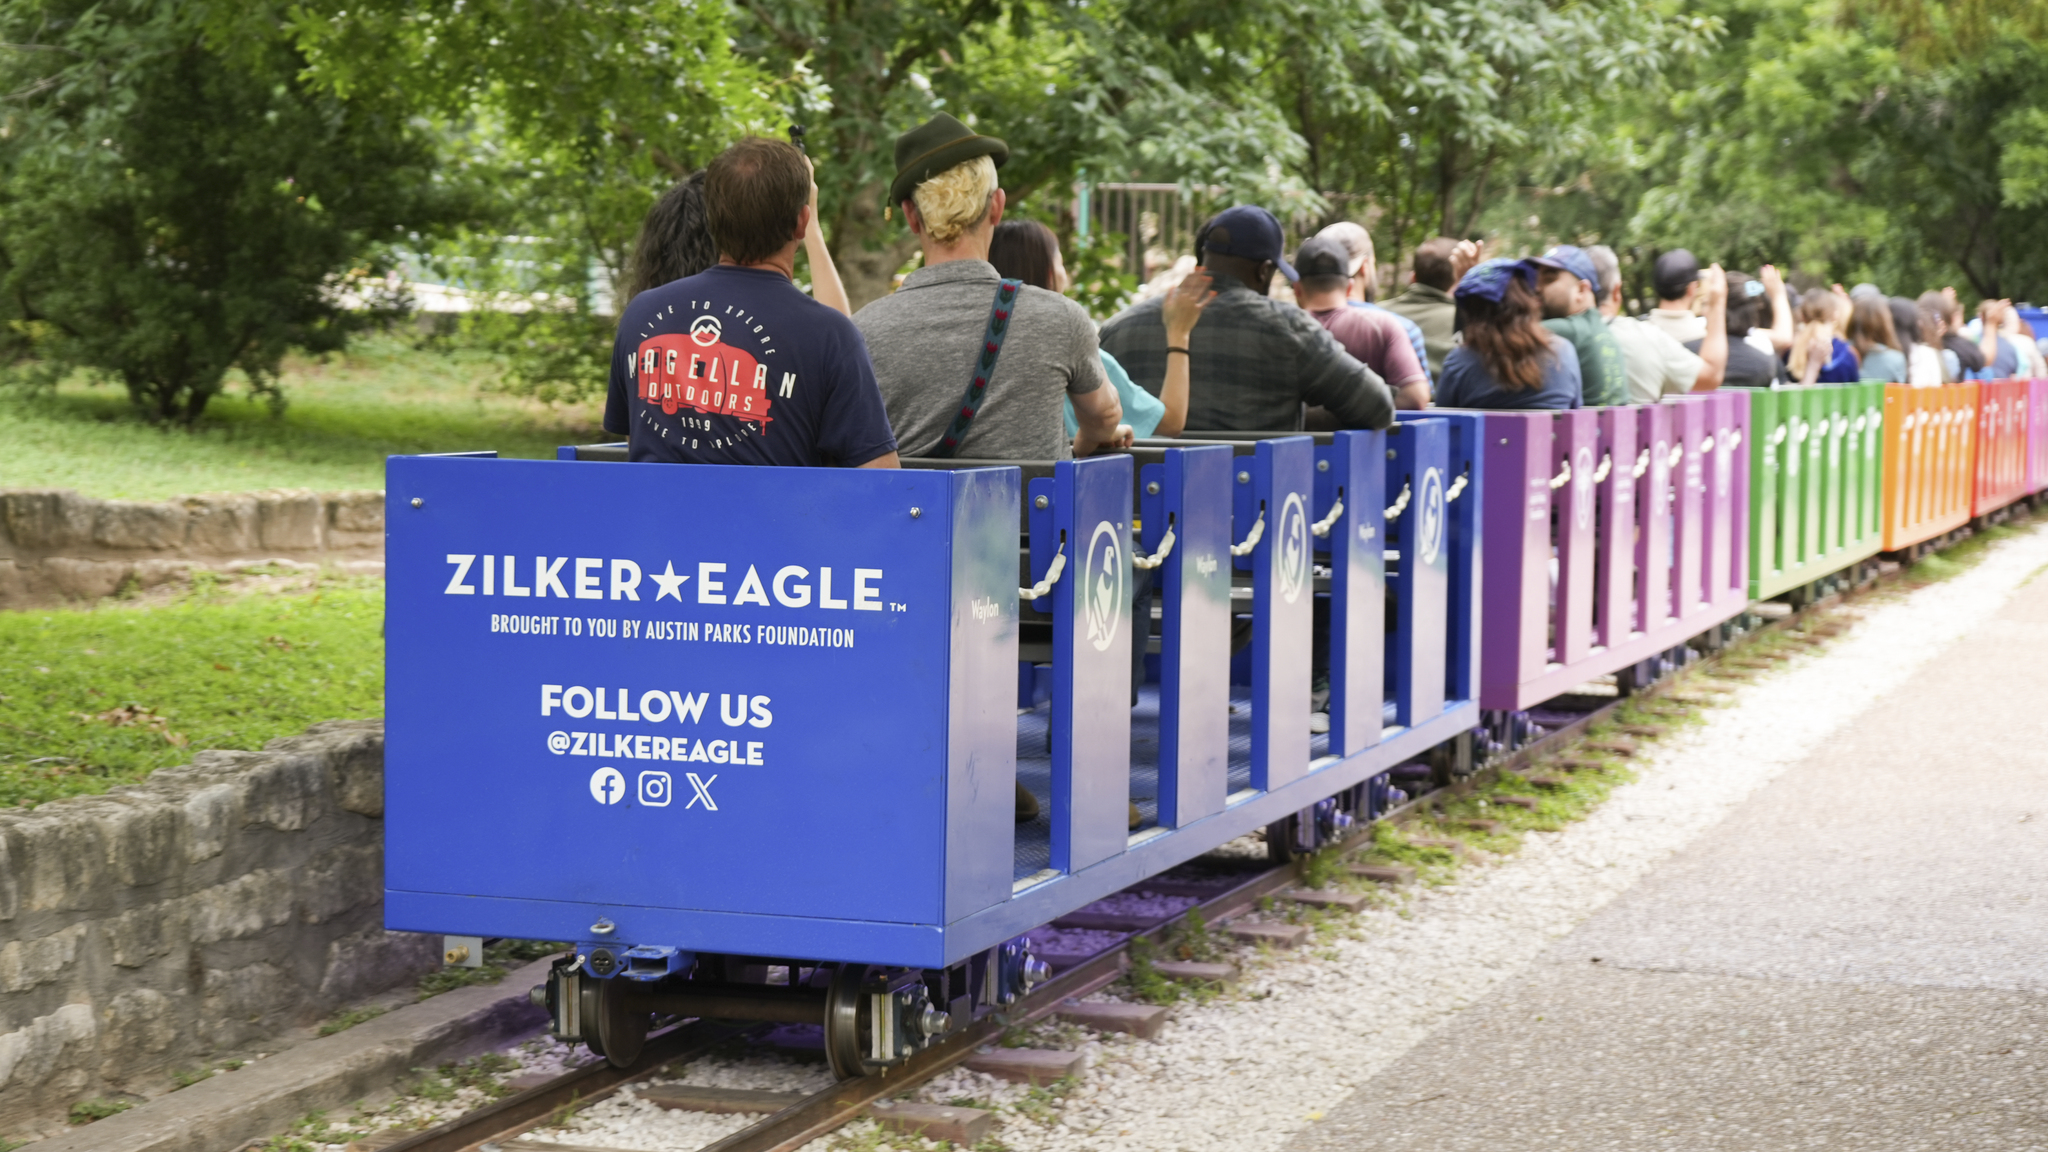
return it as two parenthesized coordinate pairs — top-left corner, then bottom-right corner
(828, 181), (920, 312)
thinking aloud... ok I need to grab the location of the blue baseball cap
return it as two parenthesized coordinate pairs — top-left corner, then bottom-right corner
(1195, 206), (1298, 282)
(1535, 245), (1599, 290)
(1455, 258), (1539, 303)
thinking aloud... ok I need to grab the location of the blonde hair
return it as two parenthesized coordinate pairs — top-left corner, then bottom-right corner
(911, 155), (998, 245)
(1788, 294), (1838, 379)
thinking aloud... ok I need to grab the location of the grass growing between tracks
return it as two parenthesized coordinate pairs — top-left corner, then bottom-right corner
(0, 576), (384, 808)
(1904, 504), (2040, 586)
(0, 334), (606, 500)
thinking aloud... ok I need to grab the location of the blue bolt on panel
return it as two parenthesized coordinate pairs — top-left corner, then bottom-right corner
(383, 457), (1016, 963)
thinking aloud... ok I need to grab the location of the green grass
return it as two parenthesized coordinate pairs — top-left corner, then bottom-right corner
(0, 335), (607, 500)
(66, 1099), (132, 1125)
(317, 1005), (389, 1036)
(0, 578), (383, 808)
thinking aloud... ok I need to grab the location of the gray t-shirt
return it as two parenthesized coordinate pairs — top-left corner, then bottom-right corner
(854, 259), (1104, 460)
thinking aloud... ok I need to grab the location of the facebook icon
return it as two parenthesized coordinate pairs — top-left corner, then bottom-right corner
(588, 766), (624, 806)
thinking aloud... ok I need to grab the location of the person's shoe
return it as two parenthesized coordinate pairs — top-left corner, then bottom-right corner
(1309, 675), (1331, 713)
(1016, 782), (1040, 823)
(1128, 802), (1143, 829)
(1309, 711), (1330, 734)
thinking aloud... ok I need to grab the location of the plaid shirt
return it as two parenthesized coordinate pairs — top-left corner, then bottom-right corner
(1099, 283), (1393, 433)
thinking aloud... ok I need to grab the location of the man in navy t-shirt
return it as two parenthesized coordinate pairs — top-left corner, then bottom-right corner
(604, 137), (900, 469)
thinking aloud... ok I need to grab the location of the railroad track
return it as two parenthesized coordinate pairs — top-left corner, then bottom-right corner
(365, 573), (1880, 1152)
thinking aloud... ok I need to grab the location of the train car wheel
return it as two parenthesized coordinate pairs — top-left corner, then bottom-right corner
(578, 976), (606, 1060)
(824, 964), (874, 1080)
(595, 977), (647, 1068)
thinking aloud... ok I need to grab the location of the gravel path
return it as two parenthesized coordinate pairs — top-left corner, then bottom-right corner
(503, 523), (2048, 1152)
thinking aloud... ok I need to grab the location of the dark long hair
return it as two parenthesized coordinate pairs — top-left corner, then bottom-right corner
(988, 219), (1060, 291)
(1887, 296), (1922, 347)
(1458, 276), (1554, 391)
(623, 170), (715, 303)
(1847, 296), (1899, 361)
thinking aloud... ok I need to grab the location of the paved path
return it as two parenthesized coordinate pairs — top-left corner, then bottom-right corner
(1292, 571), (2048, 1152)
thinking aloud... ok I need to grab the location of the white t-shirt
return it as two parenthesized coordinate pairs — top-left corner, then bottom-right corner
(1907, 343), (1944, 387)
(1647, 307), (1707, 344)
(1609, 314), (1701, 404)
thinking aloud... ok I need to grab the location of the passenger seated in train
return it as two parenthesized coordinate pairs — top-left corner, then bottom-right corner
(987, 218), (1215, 440)
(1291, 236), (1431, 412)
(601, 136), (899, 469)
(854, 114), (1126, 461)
(1433, 258), (1584, 410)
(1098, 205), (1394, 433)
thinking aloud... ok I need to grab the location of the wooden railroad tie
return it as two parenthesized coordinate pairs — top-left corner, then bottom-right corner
(1057, 999), (1173, 1038)
(1285, 887), (1371, 912)
(1455, 818), (1505, 835)
(1228, 921), (1310, 949)
(1550, 757), (1608, 774)
(1612, 723), (1667, 738)
(1151, 959), (1238, 986)
(1523, 775), (1570, 789)
(964, 1047), (1086, 1085)
(868, 1100), (997, 1144)
(1582, 737), (1638, 757)
(639, 1084), (806, 1115)
(1492, 795), (1540, 811)
(1348, 862), (1416, 885)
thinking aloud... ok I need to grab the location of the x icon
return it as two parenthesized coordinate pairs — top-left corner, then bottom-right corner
(685, 773), (718, 811)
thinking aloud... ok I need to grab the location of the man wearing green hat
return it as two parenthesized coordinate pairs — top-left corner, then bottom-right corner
(854, 113), (1124, 464)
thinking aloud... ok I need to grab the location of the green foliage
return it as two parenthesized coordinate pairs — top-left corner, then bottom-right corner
(0, 335), (603, 499)
(289, 0), (782, 400)
(1484, 0), (2048, 301)
(0, 580), (384, 808)
(170, 1067), (214, 1090)
(317, 1006), (389, 1036)
(0, 0), (455, 422)
(66, 1098), (131, 1125)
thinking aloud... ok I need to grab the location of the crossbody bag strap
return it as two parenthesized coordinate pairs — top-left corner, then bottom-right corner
(930, 278), (1023, 458)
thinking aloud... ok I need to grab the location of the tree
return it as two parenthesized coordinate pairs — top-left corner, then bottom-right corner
(287, 0), (783, 402)
(0, 0), (449, 421)
(1249, 0), (1719, 275)
(1471, 0), (2048, 303)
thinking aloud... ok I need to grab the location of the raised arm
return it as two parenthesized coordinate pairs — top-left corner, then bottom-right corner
(802, 158), (851, 317)
(1692, 264), (1728, 392)
(1152, 270), (1216, 437)
(1759, 264), (1794, 353)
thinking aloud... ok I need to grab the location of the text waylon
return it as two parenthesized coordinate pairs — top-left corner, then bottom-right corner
(442, 554), (886, 610)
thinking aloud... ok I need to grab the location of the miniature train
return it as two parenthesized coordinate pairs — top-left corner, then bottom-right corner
(382, 381), (2045, 1077)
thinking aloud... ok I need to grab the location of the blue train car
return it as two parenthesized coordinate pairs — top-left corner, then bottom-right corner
(383, 429), (1479, 1075)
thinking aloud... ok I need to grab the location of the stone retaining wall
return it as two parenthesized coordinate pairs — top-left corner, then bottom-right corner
(0, 489), (386, 608)
(0, 721), (437, 1138)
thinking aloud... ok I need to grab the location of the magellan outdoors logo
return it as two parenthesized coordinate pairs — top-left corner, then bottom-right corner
(1085, 520), (1123, 652)
(1278, 492), (1309, 604)
(1418, 467), (1446, 566)
(634, 313), (776, 427)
